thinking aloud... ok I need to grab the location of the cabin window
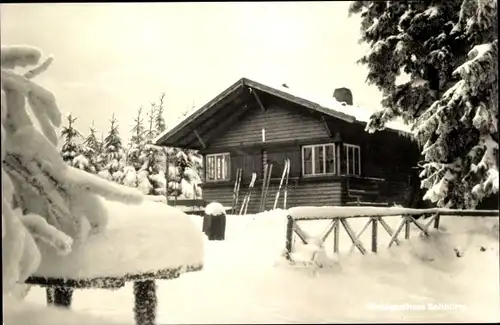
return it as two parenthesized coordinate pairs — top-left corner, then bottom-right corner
(344, 144), (361, 175)
(302, 144), (336, 176)
(206, 153), (230, 181)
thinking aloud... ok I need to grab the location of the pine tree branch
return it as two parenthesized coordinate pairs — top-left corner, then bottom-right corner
(23, 56), (54, 80)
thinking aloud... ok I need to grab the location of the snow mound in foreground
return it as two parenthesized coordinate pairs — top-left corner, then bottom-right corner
(24, 211), (499, 323)
(3, 294), (120, 325)
(34, 198), (204, 279)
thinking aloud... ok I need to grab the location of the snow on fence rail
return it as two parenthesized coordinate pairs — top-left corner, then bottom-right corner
(284, 207), (499, 260)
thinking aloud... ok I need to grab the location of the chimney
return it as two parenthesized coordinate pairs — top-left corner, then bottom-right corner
(333, 87), (353, 106)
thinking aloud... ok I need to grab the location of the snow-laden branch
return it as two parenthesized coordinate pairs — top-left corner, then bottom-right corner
(2, 200), (42, 291)
(66, 166), (144, 204)
(19, 213), (73, 256)
(0, 46), (42, 69)
(23, 56), (54, 80)
(1, 68), (62, 141)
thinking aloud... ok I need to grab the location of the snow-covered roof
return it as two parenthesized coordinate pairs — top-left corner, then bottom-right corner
(154, 77), (412, 148)
(244, 76), (411, 134)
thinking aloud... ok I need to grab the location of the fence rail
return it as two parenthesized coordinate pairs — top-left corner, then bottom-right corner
(284, 208), (499, 261)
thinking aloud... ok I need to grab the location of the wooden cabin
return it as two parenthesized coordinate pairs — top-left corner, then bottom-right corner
(155, 77), (422, 214)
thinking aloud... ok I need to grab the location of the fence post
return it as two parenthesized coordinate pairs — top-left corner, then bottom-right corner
(285, 215), (294, 261)
(404, 215), (410, 239)
(333, 218), (339, 253)
(434, 213), (441, 229)
(371, 216), (378, 253)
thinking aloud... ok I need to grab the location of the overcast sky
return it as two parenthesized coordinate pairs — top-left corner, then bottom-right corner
(1, 2), (383, 142)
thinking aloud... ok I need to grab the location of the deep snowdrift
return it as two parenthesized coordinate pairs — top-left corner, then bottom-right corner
(24, 209), (499, 323)
(3, 294), (123, 325)
(33, 198), (204, 279)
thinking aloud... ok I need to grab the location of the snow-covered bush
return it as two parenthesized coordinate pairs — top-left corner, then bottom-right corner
(1, 46), (143, 298)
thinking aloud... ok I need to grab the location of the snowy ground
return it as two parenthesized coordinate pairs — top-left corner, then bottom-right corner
(24, 210), (499, 324)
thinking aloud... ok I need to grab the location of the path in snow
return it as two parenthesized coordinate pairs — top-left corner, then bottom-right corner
(25, 210), (499, 323)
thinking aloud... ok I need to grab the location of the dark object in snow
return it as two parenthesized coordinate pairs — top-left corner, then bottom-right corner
(134, 280), (157, 325)
(480, 246), (486, 252)
(46, 287), (73, 307)
(202, 213), (210, 234)
(282, 83), (289, 88)
(333, 87), (353, 106)
(454, 248), (463, 258)
(203, 212), (226, 241)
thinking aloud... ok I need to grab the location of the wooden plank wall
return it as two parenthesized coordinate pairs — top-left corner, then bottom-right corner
(208, 104), (329, 148)
(202, 180), (342, 215)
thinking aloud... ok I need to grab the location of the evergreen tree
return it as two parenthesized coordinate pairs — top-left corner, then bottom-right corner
(144, 102), (158, 140)
(349, 0), (498, 208)
(96, 132), (105, 170)
(60, 113), (83, 165)
(166, 148), (182, 198)
(140, 104), (166, 196)
(175, 149), (203, 198)
(154, 93), (166, 134)
(74, 120), (101, 173)
(99, 113), (125, 183)
(127, 107), (146, 171)
(164, 104), (203, 199)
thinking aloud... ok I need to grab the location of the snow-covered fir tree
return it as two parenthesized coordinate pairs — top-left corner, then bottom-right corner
(98, 113), (126, 183)
(165, 105), (203, 199)
(139, 103), (167, 196)
(60, 113), (83, 166)
(122, 107), (145, 190)
(73, 120), (101, 173)
(154, 93), (166, 134)
(349, 0), (498, 208)
(169, 148), (203, 199)
(127, 107), (146, 171)
(1, 45), (143, 301)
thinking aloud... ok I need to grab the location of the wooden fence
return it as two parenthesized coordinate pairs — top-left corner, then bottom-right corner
(284, 208), (499, 260)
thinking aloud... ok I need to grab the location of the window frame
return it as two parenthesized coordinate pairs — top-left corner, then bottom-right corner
(344, 143), (361, 176)
(205, 152), (231, 182)
(301, 143), (337, 177)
